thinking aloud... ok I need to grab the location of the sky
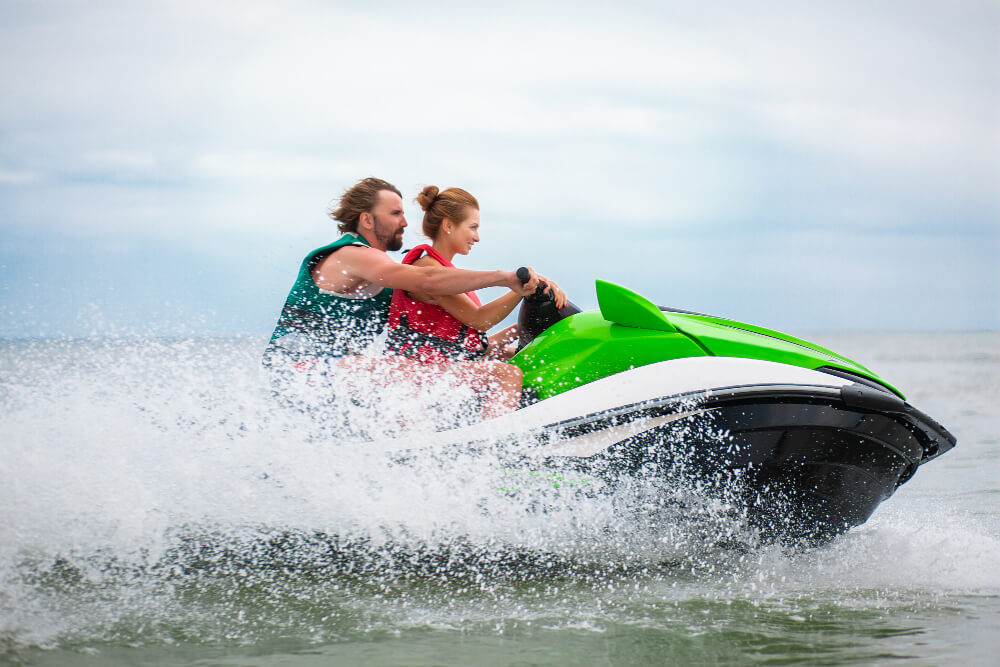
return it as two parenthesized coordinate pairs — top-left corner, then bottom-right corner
(0, 0), (997, 338)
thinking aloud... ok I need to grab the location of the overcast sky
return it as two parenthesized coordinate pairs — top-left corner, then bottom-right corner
(1, 0), (997, 337)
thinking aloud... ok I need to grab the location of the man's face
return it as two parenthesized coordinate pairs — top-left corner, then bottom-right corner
(370, 190), (406, 251)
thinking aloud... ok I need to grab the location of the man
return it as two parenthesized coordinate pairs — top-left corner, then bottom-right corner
(264, 178), (556, 404)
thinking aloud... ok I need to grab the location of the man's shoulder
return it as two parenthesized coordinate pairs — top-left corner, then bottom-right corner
(315, 243), (391, 280)
(333, 243), (383, 262)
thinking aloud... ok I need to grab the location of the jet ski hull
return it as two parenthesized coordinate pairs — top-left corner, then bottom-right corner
(569, 383), (950, 542)
(418, 357), (955, 544)
(495, 280), (956, 543)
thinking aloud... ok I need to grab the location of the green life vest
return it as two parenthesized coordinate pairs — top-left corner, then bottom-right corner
(269, 233), (392, 356)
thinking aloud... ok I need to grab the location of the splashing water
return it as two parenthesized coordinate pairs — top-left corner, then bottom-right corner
(1, 333), (997, 664)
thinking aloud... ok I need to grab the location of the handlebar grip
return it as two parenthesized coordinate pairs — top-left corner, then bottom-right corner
(516, 267), (531, 285)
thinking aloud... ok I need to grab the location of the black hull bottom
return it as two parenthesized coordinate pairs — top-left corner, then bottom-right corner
(550, 386), (954, 545)
(742, 459), (899, 543)
(709, 399), (921, 542)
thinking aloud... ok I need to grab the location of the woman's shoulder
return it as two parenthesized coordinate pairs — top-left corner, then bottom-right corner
(402, 252), (443, 303)
(411, 253), (444, 267)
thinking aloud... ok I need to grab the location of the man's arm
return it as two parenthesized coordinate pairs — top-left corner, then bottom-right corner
(316, 245), (538, 296)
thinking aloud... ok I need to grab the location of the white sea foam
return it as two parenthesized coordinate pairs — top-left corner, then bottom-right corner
(0, 334), (997, 651)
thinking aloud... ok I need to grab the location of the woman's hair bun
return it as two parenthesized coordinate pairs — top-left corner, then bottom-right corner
(415, 185), (440, 211)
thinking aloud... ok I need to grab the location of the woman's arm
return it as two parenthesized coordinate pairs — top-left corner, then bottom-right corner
(408, 255), (523, 331)
(433, 290), (523, 332)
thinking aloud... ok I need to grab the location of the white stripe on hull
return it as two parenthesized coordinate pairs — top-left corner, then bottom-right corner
(365, 357), (850, 455)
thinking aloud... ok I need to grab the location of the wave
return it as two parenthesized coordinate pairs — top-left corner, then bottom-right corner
(1, 337), (996, 651)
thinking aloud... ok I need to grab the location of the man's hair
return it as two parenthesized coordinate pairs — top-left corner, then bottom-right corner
(330, 177), (403, 233)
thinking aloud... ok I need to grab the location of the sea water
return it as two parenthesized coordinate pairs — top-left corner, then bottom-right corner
(1, 332), (997, 665)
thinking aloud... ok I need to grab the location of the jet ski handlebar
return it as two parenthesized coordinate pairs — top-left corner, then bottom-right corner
(515, 267), (554, 302)
(515, 267), (582, 350)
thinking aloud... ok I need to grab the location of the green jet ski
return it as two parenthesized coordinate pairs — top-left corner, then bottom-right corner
(389, 275), (956, 544)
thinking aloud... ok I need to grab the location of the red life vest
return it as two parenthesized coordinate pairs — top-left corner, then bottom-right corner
(386, 245), (489, 364)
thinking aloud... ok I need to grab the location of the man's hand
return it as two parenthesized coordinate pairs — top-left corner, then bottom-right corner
(508, 267), (540, 295)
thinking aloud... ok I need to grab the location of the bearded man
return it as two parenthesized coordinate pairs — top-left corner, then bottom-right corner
(264, 178), (559, 414)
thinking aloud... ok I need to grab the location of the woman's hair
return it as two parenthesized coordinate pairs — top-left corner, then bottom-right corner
(415, 185), (479, 240)
(330, 177), (402, 233)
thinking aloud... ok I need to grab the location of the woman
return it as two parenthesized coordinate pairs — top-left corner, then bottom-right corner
(386, 185), (565, 418)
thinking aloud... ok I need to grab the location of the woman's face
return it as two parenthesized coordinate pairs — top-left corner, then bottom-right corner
(444, 208), (480, 255)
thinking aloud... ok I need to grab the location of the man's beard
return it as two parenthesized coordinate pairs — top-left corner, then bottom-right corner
(373, 217), (404, 251)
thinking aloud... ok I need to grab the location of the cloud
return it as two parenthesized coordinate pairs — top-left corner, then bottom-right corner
(191, 151), (365, 184)
(0, 170), (40, 185)
(0, 0), (996, 333)
(85, 151), (159, 171)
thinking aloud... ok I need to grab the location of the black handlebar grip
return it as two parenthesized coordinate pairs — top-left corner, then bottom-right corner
(516, 267), (531, 285)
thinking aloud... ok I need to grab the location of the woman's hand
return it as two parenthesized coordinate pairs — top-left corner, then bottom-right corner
(487, 324), (520, 360)
(536, 275), (567, 309)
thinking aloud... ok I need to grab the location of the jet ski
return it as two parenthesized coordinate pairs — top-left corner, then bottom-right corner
(381, 276), (956, 544)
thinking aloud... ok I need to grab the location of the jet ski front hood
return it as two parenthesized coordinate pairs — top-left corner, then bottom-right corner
(513, 281), (902, 401)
